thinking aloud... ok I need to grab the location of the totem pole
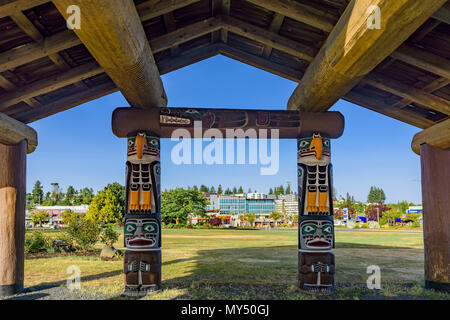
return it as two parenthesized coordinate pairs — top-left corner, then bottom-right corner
(297, 133), (335, 292)
(122, 131), (161, 297)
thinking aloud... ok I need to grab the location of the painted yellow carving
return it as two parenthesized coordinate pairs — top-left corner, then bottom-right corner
(311, 136), (322, 160)
(318, 192), (328, 212)
(307, 191), (318, 212)
(142, 190), (151, 210)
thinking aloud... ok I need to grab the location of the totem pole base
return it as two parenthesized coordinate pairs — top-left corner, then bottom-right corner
(122, 249), (161, 297)
(298, 251), (335, 293)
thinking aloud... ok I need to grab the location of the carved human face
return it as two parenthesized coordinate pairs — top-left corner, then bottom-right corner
(299, 219), (333, 251)
(127, 133), (160, 160)
(124, 218), (159, 249)
(298, 133), (330, 164)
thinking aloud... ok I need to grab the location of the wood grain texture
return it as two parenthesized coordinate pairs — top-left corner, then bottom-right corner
(412, 118), (450, 155)
(0, 140), (26, 296)
(52, 0), (167, 109)
(420, 144), (450, 287)
(0, 112), (37, 153)
(287, 0), (448, 111)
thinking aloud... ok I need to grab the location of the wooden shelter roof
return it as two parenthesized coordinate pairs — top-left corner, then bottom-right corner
(0, 0), (449, 129)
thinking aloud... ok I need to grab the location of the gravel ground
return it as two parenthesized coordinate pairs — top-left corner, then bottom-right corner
(0, 286), (114, 300)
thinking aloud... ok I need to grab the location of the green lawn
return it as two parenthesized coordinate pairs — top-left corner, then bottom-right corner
(24, 228), (449, 300)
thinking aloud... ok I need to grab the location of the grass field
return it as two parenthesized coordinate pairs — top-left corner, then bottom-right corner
(23, 229), (449, 300)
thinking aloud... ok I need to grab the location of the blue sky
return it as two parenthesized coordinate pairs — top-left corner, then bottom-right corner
(27, 55), (422, 203)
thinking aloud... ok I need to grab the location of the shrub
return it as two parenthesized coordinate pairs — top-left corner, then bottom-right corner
(65, 215), (101, 250)
(25, 231), (49, 253)
(361, 223), (369, 228)
(100, 224), (119, 246)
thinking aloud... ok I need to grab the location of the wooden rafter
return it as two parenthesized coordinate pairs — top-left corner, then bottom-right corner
(220, 15), (315, 62)
(0, 62), (104, 112)
(262, 13), (285, 58)
(363, 74), (450, 116)
(345, 90), (435, 129)
(0, 30), (81, 73)
(137, 0), (201, 22)
(431, 1), (450, 24)
(246, 0), (335, 32)
(0, 0), (48, 19)
(391, 44), (450, 80)
(52, 0), (167, 108)
(393, 78), (450, 109)
(163, 11), (180, 56)
(217, 44), (303, 82)
(220, 0), (231, 43)
(287, 0), (448, 111)
(0, 111), (38, 153)
(151, 17), (222, 54)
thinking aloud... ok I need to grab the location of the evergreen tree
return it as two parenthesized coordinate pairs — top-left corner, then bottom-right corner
(286, 184), (291, 194)
(31, 180), (44, 205)
(232, 187), (237, 194)
(210, 186), (216, 194)
(269, 188), (273, 195)
(200, 185), (208, 193)
(248, 188), (252, 194)
(238, 186), (244, 194)
(278, 185), (285, 195)
(192, 185), (198, 191)
(367, 186), (386, 203)
(217, 185), (223, 195)
(225, 188), (232, 195)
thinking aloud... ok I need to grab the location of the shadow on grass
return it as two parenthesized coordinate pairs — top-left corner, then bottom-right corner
(109, 243), (434, 300)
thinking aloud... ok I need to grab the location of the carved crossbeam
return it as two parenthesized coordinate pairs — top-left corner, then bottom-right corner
(112, 107), (345, 139)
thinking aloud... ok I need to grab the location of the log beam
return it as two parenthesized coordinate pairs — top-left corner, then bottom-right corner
(0, 0), (48, 19)
(0, 112), (38, 153)
(262, 13), (285, 58)
(412, 118), (450, 155)
(0, 140), (27, 296)
(52, 0), (167, 109)
(420, 143), (450, 292)
(287, 0), (448, 111)
(112, 107), (345, 139)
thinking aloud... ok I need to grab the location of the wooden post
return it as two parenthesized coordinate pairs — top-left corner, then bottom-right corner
(420, 144), (449, 292)
(0, 140), (27, 296)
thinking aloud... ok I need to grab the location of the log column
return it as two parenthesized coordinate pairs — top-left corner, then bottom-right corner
(0, 140), (27, 296)
(420, 144), (449, 292)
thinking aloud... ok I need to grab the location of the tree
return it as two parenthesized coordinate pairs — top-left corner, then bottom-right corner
(248, 188), (252, 194)
(65, 186), (76, 204)
(217, 185), (223, 195)
(210, 186), (216, 194)
(268, 188), (273, 195)
(31, 180), (44, 205)
(104, 182), (125, 209)
(86, 188), (123, 223)
(81, 187), (94, 204)
(383, 208), (402, 226)
(192, 185), (198, 191)
(286, 184), (291, 195)
(50, 182), (61, 203)
(367, 186), (386, 203)
(232, 187), (237, 194)
(269, 211), (283, 226)
(238, 186), (244, 194)
(225, 188), (232, 195)
(246, 213), (256, 227)
(30, 211), (49, 227)
(365, 203), (389, 221)
(278, 185), (285, 195)
(200, 185), (208, 193)
(161, 188), (206, 224)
